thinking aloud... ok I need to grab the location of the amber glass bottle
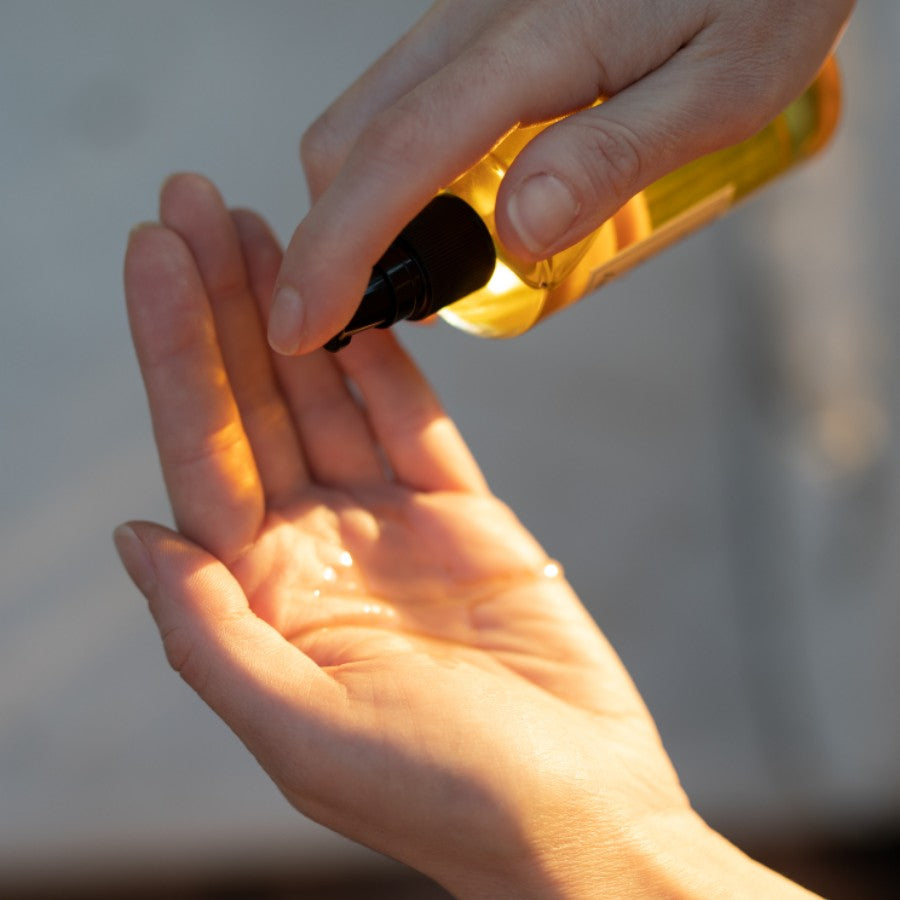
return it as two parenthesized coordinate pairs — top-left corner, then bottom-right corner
(439, 58), (841, 337)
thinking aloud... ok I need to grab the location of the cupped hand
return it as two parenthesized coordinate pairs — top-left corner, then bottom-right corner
(117, 174), (693, 897)
(268, 0), (854, 354)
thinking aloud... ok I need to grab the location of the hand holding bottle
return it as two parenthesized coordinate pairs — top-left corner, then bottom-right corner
(267, 0), (854, 355)
(118, 174), (817, 897)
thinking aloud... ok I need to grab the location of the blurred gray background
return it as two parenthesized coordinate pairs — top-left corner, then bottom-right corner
(1, 1), (898, 896)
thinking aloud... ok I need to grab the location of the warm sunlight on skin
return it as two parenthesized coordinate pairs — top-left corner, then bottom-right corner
(117, 173), (819, 899)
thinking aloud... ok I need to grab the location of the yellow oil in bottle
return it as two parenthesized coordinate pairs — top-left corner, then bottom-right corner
(439, 58), (841, 338)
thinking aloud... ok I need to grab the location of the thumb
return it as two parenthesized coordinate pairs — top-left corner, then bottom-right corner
(113, 521), (339, 748)
(495, 51), (775, 262)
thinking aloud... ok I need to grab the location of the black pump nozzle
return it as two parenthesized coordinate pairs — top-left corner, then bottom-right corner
(324, 194), (496, 351)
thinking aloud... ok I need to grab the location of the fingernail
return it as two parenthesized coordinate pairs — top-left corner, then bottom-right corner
(268, 285), (304, 355)
(113, 524), (157, 598)
(127, 221), (158, 241)
(507, 173), (580, 256)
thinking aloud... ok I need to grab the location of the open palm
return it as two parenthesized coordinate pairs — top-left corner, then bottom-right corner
(119, 174), (689, 896)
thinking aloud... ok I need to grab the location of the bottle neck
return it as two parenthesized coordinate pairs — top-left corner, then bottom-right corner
(324, 194), (496, 352)
(324, 243), (430, 352)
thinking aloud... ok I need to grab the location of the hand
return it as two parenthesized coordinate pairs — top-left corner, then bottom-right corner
(117, 174), (812, 898)
(267, 0), (854, 354)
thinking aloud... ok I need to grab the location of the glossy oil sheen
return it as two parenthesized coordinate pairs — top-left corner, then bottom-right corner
(440, 58), (841, 338)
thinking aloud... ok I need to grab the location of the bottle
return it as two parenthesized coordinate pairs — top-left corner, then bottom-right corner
(325, 58), (841, 351)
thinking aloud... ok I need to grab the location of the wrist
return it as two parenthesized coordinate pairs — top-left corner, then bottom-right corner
(622, 810), (818, 899)
(446, 808), (820, 900)
(521, 809), (820, 900)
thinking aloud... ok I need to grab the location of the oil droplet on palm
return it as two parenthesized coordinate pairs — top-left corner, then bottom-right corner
(306, 548), (396, 624)
(542, 560), (565, 579)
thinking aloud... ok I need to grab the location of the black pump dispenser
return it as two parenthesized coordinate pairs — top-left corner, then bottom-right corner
(324, 194), (496, 351)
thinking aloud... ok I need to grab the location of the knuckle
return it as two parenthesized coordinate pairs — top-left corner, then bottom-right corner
(300, 111), (346, 188)
(167, 419), (247, 472)
(693, 16), (805, 144)
(574, 119), (644, 207)
(356, 100), (432, 176)
(461, 34), (518, 91)
(207, 270), (250, 307)
(705, 72), (786, 146)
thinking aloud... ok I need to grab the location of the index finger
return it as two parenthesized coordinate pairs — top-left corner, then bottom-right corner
(268, 29), (583, 356)
(124, 225), (264, 562)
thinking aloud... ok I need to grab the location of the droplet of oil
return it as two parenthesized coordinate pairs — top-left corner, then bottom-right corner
(542, 561), (564, 579)
(361, 602), (396, 619)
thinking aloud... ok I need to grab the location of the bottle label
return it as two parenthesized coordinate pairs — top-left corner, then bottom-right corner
(586, 185), (736, 293)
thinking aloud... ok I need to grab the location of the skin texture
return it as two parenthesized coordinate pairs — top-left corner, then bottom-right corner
(117, 173), (819, 898)
(267, 0), (855, 354)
